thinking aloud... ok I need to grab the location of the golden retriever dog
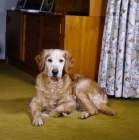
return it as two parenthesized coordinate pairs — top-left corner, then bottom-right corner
(30, 49), (116, 126)
(30, 49), (76, 126)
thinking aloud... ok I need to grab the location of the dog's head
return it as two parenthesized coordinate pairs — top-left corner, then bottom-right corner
(35, 49), (74, 78)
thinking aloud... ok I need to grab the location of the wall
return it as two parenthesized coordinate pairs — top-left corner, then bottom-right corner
(0, 0), (17, 59)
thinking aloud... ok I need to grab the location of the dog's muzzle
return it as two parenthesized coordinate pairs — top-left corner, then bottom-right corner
(52, 69), (59, 77)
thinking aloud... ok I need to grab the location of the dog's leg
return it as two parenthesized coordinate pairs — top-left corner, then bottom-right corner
(50, 102), (76, 117)
(76, 91), (98, 119)
(32, 109), (43, 126)
(30, 98), (44, 126)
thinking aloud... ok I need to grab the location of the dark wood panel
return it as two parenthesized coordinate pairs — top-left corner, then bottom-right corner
(43, 16), (61, 28)
(42, 40), (60, 49)
(24, 38), (39, 53)
(43, 27), (60, 41)
(54, 0), (89, 14)
(24, 49), (38, 68)
(42, 15), (63, 49)
(25, 15), (40, 27)
(6, 30), (20, 59)
(22, 14), (41, 65)
(25, 28), (40, 41)
(6, 11), (23, 60)
(6, 11), (22, 31)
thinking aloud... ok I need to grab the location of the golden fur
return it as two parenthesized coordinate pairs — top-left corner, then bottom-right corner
(69, 74), (116, 118)
(30, 49), (116, 126)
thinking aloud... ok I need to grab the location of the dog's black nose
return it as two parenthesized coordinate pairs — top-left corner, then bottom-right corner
(52, 69), (59, 77)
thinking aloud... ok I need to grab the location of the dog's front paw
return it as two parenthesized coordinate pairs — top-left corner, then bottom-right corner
(33, 118), (43, 126)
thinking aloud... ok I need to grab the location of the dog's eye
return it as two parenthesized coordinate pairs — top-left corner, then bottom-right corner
(48, 59), (52, 62)
(59, 59), (64, 62)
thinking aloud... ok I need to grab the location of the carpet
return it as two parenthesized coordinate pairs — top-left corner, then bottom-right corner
(0, 61), (139, 140)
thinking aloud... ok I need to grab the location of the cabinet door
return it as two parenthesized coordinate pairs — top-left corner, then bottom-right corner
(64, 16), (105, 80)
(42, 15), (64, 49)
(6, 11), (23, 60)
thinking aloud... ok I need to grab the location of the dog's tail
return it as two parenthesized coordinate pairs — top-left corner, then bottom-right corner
(99, 103), (116, 115)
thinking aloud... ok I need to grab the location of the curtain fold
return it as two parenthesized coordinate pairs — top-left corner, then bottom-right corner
(98, 0), (139, 98)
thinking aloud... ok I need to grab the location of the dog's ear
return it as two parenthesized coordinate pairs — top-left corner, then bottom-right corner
(35, 49), (49, 71)
(64, 50), (74, 73)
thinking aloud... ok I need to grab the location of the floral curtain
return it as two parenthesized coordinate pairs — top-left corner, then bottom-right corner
(98, 0), (139, 98)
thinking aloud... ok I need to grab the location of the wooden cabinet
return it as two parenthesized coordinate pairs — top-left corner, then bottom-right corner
(6, 0), (107, 80)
